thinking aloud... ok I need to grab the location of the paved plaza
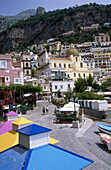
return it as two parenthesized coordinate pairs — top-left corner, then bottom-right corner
(23, 100), (111, 170)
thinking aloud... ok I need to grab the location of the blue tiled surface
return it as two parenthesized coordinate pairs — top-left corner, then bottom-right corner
(0, 145), (28, 170)
(24, 144), (93, 170)
(17, 124), (52, 136)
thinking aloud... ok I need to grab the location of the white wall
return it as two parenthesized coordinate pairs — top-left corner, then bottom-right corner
(7, 115), (18, 121)
(30, 132), (50, 149)
(52, 80), (73, 92)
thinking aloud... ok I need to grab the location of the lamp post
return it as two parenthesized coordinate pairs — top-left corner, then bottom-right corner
(73, 92), (76, 119)
(69, 88), (72, 102)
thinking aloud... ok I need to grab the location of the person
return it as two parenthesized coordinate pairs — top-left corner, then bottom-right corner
(54, 108), (57, 115)
(46, 105), (49, 114)
(42, 106), (45, 115)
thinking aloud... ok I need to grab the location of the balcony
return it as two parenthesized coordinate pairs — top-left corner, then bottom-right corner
(51, 75), (66, 80)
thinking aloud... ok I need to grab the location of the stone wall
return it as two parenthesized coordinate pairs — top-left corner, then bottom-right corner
(84, 108), (111, 119)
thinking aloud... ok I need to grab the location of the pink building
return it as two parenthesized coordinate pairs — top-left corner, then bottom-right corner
(0, 54), (24, 86)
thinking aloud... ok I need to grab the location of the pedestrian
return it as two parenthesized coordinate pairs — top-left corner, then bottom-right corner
(46, 105), (49, 114)
(42, 106), (45, 115)
(54, 108), (57, 115)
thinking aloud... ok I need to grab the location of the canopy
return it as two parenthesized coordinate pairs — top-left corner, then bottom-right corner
(24, 93), (32, 97)
(60, 102), (80, 112)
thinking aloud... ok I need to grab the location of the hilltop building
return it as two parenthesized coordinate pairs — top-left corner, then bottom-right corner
(36, 7), (45, 15)
(94, 33), (110, 42)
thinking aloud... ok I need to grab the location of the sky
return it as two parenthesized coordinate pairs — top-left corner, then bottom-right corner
(0, 0), (111, 16)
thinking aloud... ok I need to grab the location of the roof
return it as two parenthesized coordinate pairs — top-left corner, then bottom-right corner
(60, 102), (80, 112)
(0, 54), (11, 59)
(50, 57), (71, 61)
(6, 111), (18, 116)
(0, 121), (12, 135)
(0, 145), (28, 170)
(50, 137), (59, 144)
(11, 117), (32, 125)
(0, 130), (18, 152)
(17, 124), (52, 136)
(24, 144), (93, 170)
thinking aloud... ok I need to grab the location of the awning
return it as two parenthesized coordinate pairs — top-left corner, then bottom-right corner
(60, 102), (80, 112)
(24, 93), (32, 97)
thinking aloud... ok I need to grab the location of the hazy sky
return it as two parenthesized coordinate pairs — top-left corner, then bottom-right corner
(0, 0), (111, 16)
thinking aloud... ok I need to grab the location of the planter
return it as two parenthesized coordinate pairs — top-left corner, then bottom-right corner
(72, 121), (79, 128)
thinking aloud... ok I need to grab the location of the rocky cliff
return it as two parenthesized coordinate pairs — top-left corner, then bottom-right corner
(0, 4), (111, 52)
(0, 9), (36, 33)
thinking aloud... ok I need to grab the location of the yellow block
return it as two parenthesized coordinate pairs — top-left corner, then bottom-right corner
(11, 117), (32, 125)
(0, 130), (19, 152)
(50, 137), (59, 144)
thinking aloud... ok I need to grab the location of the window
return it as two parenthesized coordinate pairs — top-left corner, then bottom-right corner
(76, 57), (78, 62)
(74, 73), (76, 77)
(68, 84), (70, 88)
(35, 82), (36, 85)
(68, 64), (70, 68)
(14, 78), (19, 84)
(60, 85), (63, 89)
(80, 63), (83, 67)
(79, 73), (81, 77)
(26, 58), (28, 60)
(59, 63), (61, 67)
(41, 59), (43, 62)
(64, 64), (66, 68)
(54, 63), (56, 67)
(1, 61), (6, 68)
(27, 70), (29, 75)
(26, 63), (28, 67)
(44, 86), (46, 90)
(5, 76), (10, 82)
(55, 85), (57, 89)
(40, 80), (42, 84)
(83, 73), (85, 78)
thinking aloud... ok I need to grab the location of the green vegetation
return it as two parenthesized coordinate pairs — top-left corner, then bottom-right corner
(76, 92), (104, 100)
(0, 3), (111, 52)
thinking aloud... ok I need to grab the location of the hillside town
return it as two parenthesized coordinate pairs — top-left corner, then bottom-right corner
(0, 3), (111, 170)
(0, 32), (111, 96)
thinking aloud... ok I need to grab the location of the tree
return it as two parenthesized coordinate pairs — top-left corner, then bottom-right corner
(74, 78), (87, 92)
(86, 74), (94, 86)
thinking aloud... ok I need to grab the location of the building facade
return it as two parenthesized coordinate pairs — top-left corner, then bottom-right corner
(0, 54), (24, 86)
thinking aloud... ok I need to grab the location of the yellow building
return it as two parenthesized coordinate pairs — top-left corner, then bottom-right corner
(49, 41), (61, 52)
(50, 43), (93, 81)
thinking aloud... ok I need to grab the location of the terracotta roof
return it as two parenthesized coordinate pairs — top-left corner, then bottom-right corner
(50, 57), (71, 61)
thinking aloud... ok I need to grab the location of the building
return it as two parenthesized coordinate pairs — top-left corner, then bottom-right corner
(50, 43), (93, 81)
(37, 44), (93, 96)
(0, 54), (24, 86)
(36, 6), (45, 15)
(0, 117), (93, 169)
(49, 41), (61, 52)
(80, 24), (99, 31)
(22, 54), (32, 81)
(91, 47), (111, 83)
(94, 33), (110, 42)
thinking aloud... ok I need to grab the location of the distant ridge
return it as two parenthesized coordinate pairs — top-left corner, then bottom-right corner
(0, 9), (36, 32)
(0, 3), (111, 52)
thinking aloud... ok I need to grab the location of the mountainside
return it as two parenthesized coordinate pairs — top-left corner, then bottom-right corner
(0, 9), (36, 32)
(0, 4), (111, 53)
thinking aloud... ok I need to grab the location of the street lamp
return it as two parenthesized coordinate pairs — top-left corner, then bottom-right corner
(73, 92), (76, 119)
(69, 88), (72, 102)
